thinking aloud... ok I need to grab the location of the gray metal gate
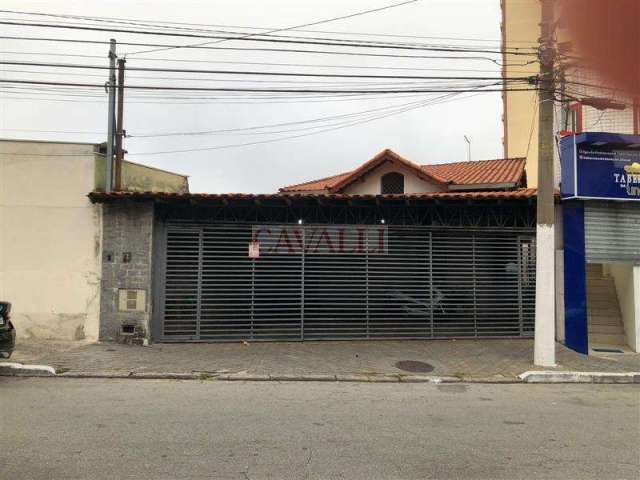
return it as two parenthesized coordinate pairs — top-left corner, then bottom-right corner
(160, 223), (535, 341)
(585, 201), (640, 263)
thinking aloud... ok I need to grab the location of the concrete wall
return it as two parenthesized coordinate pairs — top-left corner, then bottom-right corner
(99, 200), (155, 341)
(0, 140), (102, 340)
(341, 162), (445, 195)
(609, 263), (640, 352)
(95, 158), (189, 193)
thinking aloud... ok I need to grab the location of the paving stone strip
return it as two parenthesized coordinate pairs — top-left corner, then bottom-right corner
(5, 339), (639, 383)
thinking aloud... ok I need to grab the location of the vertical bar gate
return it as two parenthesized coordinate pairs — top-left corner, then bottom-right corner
(160, 223), (535, 341)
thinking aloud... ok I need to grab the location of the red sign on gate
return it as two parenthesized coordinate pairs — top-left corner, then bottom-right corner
(248, 241), (260, 259)
(251, 225), (388, 255)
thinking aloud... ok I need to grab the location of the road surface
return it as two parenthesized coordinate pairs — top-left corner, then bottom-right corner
(1, 378), (638, 479)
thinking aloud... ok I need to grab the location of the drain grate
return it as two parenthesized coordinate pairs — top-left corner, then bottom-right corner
(592, 348), (625, 354)
(395, 360), (434, 373)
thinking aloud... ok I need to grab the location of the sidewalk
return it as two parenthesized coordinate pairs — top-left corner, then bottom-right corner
(7, 338), (639, 381)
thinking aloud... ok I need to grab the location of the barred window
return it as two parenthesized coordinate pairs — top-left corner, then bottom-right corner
(381, 172), (404, 194)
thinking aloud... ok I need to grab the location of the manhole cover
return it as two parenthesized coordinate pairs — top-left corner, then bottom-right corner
(395, 360), (434, 373)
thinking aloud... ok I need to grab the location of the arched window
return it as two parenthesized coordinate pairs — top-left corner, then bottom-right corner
(381, 172), (404, 194)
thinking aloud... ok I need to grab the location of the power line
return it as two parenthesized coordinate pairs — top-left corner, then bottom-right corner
(0, 15), (538, 53)
(0, 19), (536, 56)
(5, 81), (498, 101)
(128, 97), (440, 137)
(0, 60), (532, 81)
(525, 92), (539, 158)
(0, 93), (435, 105)
(2, 83), (508, 105)
(125, 0), (420, 56)
(0, 68), (514, 89)
(135, 98), (442, 138)
(0, 8), (539, 45)
(0, 78), (537, 94)
(0, 50), (528, 73)
(0, 91), (483, 155)
(126, 92), (479, 155)
(1, 89), (477, 105)
(5, 83), (477, 98)
(0, 97), (440, 139)
(0, 35), (529, 64)
(1, 91), (478, 155)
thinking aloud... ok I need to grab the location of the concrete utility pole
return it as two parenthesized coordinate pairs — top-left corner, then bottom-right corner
(534, 0), (556, 367)
(105, 38), (117, 193)
(114, 57), (126, 191)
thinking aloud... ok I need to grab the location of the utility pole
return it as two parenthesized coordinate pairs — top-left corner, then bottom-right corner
(105, 38), (117, 193)
(534, 0), (556, 367)
(114, 57), (126, 191)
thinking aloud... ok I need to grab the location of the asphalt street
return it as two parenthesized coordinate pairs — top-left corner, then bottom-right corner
(1, 378), (638, 480)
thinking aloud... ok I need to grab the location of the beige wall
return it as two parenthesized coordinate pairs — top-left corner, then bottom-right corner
(341, 162), (445, 195)
(0, 140), (102, 340)
(502, 0), (540, 187)
(0, 140), (190, 341)
(609, 263), (640, 352)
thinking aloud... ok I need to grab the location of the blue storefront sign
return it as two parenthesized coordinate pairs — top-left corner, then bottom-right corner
(560, 132), (640, 201)
(560, 132), (640, 354)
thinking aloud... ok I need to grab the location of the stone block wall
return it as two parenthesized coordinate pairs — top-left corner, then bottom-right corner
(99, 200), (155, 341)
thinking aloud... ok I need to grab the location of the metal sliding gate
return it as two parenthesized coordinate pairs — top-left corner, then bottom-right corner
(160, 223), (535, 341)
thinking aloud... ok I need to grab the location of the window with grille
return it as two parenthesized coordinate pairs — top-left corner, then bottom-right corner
(381, 172), (404, 194)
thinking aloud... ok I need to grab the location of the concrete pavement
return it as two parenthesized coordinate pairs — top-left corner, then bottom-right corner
(1, 378), (638, 480)
(8, 339), (640, 381)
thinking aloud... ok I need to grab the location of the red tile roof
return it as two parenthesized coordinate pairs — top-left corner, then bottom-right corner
(279, 149), (526, 193)
(280, 171), (352, 193)
(421, 157), (526, 186)
(89, 188), (539, 204)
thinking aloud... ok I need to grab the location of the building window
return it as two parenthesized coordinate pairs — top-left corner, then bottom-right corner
(561, 102), (583, 133)
(381, 172), (404, 194)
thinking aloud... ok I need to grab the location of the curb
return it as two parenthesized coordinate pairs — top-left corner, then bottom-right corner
(519, 371), (640, 384)
(2, 367), (638, 384)
(0, 369), (465, 383)
(54, 372), (465, 383)
(0, 362), (56, 377)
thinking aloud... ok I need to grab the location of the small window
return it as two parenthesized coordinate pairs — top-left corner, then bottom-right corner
(561, 102), (583, 133)
(381, 172), (404, 194)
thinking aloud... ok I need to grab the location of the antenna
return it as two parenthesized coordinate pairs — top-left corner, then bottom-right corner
(463, 135), (471, 161)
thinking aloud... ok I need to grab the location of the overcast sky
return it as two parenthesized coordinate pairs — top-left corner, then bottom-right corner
(0, 0), (508, 193)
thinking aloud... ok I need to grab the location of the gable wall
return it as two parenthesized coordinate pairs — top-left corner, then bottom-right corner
(341, 161), (446, 195)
